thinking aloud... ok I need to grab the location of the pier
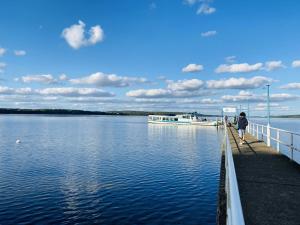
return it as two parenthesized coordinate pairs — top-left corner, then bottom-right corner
(217, 123), (300, 225)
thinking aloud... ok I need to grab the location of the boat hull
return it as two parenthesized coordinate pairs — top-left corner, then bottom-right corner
(191, 121), (218, 126)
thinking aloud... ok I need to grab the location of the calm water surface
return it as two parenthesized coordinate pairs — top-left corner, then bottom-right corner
(0, 115), (223, 225)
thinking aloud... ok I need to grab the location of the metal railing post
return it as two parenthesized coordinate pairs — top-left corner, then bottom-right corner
(267, 124), (271, 147)
(290, 134), (294, 160)
(261, 125), (264, 140)
(256, 124), (259, 140)
(276, 130), (280, 153)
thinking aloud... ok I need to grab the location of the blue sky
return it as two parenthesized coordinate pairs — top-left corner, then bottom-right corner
(0, 0), (299, 115)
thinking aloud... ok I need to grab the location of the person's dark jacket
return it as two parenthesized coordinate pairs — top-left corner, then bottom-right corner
(238, 116), (248, 130)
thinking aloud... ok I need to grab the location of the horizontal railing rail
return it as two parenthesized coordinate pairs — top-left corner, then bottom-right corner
(247, 121), (300, 163)
(223, 124), (245, 225)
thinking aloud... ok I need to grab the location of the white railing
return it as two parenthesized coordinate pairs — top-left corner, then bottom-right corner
(247, 121), (300, 163)
(223, 124), (245, 225)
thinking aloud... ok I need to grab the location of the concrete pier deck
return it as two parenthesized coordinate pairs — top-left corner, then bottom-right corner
(228, 127), (300, 225)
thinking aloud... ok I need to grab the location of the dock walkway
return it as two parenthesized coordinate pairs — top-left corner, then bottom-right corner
(227, 127), (300, 225)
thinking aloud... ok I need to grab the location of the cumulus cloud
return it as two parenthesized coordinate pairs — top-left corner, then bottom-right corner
(215, 63), (263, 73)
(14, 50), (26, 56)
(167, 79), (204, 91)
(126, 89), (172, 98)
(280, 82), (300, 89)
(201, 30), (217, 37)
(0, 48), (6, 56)
(61, 20), (104, 49)
(36, 87), (114, 97)
(264, 60), (284, 71)
(69, 72), (148, 87)
(17, 74), (57, 84)
(207, 76), (273, 89)
(0, 85), (114, 97)
(0, 62), (6, 73)
(126, 79), (210, 98)
(270, 93), (299, 102)
(221, 91), (299, 103)
(254, 104), (289, 112)
(59, 74), (68, 81)
(197, 3), (216, 15)
(291, 60), (300, 68)
(182, 63), (204, 73)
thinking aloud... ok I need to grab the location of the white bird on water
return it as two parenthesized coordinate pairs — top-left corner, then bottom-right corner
(16, 139), (21, 144)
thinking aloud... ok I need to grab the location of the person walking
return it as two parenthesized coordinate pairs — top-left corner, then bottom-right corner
(238, 112), (248, 145)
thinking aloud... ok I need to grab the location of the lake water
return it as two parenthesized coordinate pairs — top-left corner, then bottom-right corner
(0, 115), (223, 225)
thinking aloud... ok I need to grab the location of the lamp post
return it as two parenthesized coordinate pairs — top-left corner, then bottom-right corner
(266, 84), (270, 126)
(266, 84), (271, 146)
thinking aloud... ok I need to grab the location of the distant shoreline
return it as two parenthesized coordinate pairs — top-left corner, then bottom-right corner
(0, 108), (299, 118)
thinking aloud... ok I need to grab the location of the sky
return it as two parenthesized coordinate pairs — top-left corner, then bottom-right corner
(0, 0), (300, 115)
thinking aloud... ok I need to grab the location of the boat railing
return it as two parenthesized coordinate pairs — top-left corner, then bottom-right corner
(247, 121), (300, 164)
(222, 123), (245, 225)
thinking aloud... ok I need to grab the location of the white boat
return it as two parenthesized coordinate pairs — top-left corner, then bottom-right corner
(148, 114), (219, 126)
(148, 114), (192, 125)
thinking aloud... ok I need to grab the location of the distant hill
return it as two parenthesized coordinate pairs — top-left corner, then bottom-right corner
(0, 108), (216, 117)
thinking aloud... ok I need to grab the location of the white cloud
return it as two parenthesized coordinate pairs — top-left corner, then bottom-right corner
(255, 104), (289, 112)
(0, 85), (114, 97)
(167, 79), (204, 91)
(197, 3), (216, 15)
(126, 79), (210, 98)
(264, 60), (284, 71)
(291, 60), (300, 68)
(0, 62), (6, 73)
(215, 63), (263, 73)
(280, 82), (300, 89)
(221, 91), (299, 103)
(0, 48), (6, 56)
(200, 98), (222, 104)
(14, 50), (26, 56)
(201, 30), (217, 37)
(126, 89), (172, 98)
(18, 74), (57, 84)
(207, 76), (273, 89)
(36, 87), (114, 97)
(182, 63), (204, 73)
(69, 72), (148, 87)
(59, 74), (68, 81)
(225, 56), (236, 63)
(270, 93), (299, 102)
(61, 20), (104, 49)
